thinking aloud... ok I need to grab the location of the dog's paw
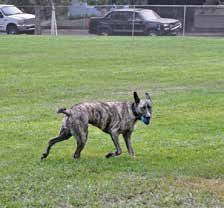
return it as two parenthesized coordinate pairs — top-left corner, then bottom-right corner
(105, 152), (114, 158)
(73, 154), (81, 159)
(41, 153), (48, 160)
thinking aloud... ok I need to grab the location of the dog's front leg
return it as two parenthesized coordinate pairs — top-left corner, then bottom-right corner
(106, 132), (122, 158)
(123, 130), (135, 156)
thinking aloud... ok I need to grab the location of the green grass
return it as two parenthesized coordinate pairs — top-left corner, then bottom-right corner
(0, 36), (224, 207)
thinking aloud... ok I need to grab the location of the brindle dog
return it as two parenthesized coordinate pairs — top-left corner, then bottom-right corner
(41, 92), (152, 159)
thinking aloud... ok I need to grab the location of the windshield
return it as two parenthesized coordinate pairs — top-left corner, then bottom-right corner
(140, 10), (161, 21)
(2, 6), (23, 16)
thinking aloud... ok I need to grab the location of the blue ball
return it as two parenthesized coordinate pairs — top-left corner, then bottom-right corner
(141, 116), (150, 125)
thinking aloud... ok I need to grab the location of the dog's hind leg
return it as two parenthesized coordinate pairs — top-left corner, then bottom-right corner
(72, 123), (88, 159)
(41, 128), (71, 160)
(106, 132), (122, 158)
(73, 134), (87, 159)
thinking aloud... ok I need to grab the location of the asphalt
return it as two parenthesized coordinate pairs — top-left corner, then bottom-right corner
(1, 29), (224, 37)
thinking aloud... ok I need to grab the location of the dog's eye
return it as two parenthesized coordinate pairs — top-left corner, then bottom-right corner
(142, 106), (146, 110)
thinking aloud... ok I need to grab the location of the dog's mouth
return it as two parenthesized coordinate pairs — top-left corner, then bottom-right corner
(140, 116), (151, 125)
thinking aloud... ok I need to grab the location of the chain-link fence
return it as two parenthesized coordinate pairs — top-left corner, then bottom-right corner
(2, 4), (224, 36)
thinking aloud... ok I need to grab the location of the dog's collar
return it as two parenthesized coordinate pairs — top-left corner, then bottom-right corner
(131, 103), (141, 120)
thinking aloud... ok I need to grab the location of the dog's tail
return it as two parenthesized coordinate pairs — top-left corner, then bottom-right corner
(57, 108), (71, 117)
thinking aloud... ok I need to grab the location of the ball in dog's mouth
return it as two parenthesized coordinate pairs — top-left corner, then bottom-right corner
(141, 116), (150, 125)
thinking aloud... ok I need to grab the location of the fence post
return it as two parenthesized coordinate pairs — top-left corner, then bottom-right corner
(183, 5), (186, 36)
(50, 0), (58, 36)
(35, 5), (42, 35)
(132, 5), (135, 37)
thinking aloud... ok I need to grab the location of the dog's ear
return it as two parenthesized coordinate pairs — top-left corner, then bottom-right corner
(133, 91), (140, 104)
(145, 92), (151, 101)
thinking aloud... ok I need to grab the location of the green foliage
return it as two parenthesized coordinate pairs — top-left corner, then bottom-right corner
(0, 36), (223, 207)
(4, 0), (32, 6)
(3, 0), (69, 6)
(0, 0), (135, 6)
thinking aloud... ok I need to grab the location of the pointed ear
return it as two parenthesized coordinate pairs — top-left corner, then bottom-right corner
(133, 91), (140, 104)
(145, 92), (151, 101)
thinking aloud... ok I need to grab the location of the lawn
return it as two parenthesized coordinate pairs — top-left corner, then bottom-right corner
(0, 36), (223, 207)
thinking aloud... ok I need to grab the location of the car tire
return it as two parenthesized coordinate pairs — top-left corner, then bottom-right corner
(26, 30), (35, 35)
(99, 27), (111, 36)
(7, 24), (18, 35)
(148, 30), (158, 36)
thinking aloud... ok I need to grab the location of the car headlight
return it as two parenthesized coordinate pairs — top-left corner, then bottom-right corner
(163, 23), (169, 27)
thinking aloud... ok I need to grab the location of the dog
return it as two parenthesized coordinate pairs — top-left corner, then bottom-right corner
(41, 92), (152, 159)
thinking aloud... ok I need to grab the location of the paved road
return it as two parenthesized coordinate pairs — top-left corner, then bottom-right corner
(42, 29), (91, 35)
(0, 30), (91, 36)
(42, 30), (224, 37)
(1, 30), (224, 37)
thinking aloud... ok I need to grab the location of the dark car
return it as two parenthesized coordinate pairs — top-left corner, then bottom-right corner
(88, 8), (182, 36)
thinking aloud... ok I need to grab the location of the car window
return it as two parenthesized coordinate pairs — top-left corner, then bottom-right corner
(111, 12), (122, 20)
(126, 12), (143, 21)
(134, 13), (143, 21)
(140, 10), (161, 21)
(0, 11), (3, 18)
(111, 12), (131, 21)
(2, 6), (23, 16)
(126, 12), (134, 21)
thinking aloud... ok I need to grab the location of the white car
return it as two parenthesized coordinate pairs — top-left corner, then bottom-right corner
(0, 5), (35, 34)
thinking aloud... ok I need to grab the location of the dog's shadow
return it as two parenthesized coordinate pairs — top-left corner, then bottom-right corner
(39, 152), (154, 177)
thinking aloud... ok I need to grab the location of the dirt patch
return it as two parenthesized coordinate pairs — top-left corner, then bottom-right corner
(177, 177), (224, 200)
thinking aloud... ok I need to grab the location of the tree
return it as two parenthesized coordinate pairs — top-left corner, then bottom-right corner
(4, 0), (32, 6)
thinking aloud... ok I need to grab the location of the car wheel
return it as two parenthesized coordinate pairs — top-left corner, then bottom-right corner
(149, 30), (158, 36)
(26, 30), (35, 35)
(99, 27), (111, 36)
(7, 24), (18, 35)
(173, 31), (181, 36)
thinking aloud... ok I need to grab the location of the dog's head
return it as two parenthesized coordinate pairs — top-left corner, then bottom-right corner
(133, 91), (152, 125)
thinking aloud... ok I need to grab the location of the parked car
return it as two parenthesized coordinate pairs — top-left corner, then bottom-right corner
(88, 8), (182, 36)
(0, 5), (35, 34)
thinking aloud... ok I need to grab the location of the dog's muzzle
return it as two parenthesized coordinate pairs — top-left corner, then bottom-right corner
(140, 116), (151, 125)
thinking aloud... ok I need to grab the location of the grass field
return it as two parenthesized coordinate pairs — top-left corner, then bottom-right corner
(0, 36), (224, 207)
